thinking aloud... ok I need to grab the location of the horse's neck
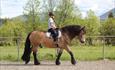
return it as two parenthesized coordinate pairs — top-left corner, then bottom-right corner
(68, 31), (77, 40)
(62, 32), (75, 42)
(61, 28), (79, 41)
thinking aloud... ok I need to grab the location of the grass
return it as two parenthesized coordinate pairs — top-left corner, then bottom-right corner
(0, 45), (115, 61)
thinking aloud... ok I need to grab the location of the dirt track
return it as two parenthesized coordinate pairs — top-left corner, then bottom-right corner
(0, 60), (115, 70)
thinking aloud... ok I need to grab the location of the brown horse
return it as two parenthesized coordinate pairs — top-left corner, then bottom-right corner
(21, 25), (86, 65)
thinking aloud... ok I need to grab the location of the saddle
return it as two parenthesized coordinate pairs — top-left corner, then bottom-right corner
(46, 28), (62, 42)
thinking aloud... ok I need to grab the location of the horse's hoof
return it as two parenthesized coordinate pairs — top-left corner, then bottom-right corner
(25, 60), (30, 64)
(34, 62), (40, 65)
(34, 63), (40, 65)
(56, 61), (61, 65)
(71, 60), (76, 65)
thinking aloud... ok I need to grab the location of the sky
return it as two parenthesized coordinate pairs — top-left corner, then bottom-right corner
(0, 0), (115, 18)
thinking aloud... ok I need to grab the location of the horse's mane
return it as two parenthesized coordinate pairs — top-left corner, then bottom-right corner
(36, 25), (82, 40)
(61, 25), (82, 40)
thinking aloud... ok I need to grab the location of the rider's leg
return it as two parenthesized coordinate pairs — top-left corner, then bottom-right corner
(49, 28), (57, 41)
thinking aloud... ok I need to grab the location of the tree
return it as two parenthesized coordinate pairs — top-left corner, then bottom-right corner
(86, 10), (100, 35)
(40, 0), (81, 27)
(108, 12), (114, 18)
(56, 0), (78, 27)
(0, 19), (26, 46)
(0, 19), (26, 37)
(100, 18), (115, 45)
(85, 10), (100, 45)
(40, 0), (58, 24)
(42, 0), (58, 12)
(23, 0), (40, 30)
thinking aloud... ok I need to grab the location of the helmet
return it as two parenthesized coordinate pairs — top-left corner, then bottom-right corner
(49, 12), (54, 16)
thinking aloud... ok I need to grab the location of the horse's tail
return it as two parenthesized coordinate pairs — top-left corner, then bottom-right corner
(21, 32), (32, 64)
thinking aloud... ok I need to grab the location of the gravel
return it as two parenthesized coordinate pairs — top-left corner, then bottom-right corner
(0, 60), (115, 70)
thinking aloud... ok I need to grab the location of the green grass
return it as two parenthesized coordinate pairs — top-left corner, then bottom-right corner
(0, 45), (115, 61)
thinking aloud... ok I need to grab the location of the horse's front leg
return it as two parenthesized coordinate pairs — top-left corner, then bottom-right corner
(65, 46), (76, 65)
(32, 46), (40, 65)
(55, 48), (63, 65)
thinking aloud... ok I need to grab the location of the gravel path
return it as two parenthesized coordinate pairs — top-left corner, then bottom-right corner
(0, 60), (115, 70)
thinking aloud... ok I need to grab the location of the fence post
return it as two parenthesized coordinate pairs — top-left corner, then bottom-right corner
(16, 38), (20, 61)
(102, 37), (105, 59)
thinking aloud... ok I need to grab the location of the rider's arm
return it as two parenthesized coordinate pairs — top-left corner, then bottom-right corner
(50, 23), (56, 29)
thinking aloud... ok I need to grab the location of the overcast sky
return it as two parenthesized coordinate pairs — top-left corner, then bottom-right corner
(1, 0), (115, 18)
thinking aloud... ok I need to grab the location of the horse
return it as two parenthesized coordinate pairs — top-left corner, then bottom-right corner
(21, 25), (86, 65)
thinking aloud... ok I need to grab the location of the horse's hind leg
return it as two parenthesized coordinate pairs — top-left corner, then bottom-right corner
(65, 46), (76, 65)
(32, 46), (40, 65)
(55, 49), (63, 65)
(33, 52), (40, 65)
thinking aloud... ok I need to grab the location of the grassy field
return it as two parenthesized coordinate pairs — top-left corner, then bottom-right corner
(0, 45), (115, 61)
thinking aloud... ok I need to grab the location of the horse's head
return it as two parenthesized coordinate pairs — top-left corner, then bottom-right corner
(78, 26), (86, 43)
(61, 25), (86, 43)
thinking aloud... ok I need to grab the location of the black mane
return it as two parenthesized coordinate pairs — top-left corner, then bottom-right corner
(61, 25), (82, 40)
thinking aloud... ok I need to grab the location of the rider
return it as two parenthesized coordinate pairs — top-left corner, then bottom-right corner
(48, 12), (58, 42)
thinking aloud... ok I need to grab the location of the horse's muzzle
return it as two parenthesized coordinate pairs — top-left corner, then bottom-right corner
(80, 38), (85, 43)
(80, 40), (85, 43)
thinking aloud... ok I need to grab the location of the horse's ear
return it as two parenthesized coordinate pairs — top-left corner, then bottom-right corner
(80, 26), (85, 30)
